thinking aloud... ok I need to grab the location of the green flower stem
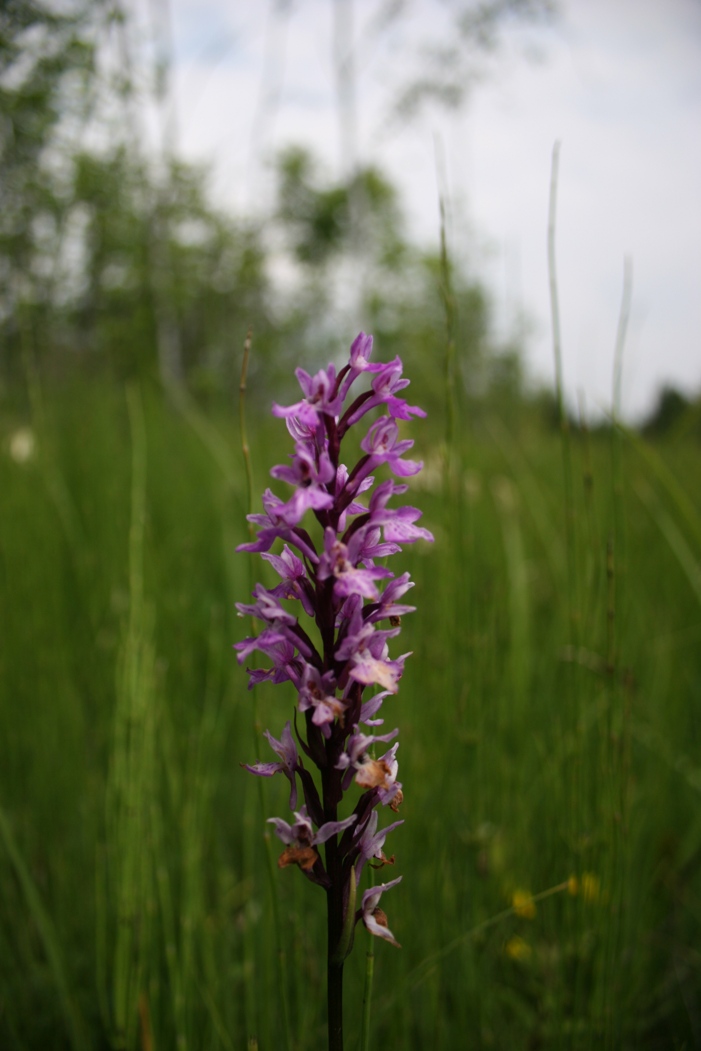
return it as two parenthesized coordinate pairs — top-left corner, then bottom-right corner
(359, 940), (375, 1051)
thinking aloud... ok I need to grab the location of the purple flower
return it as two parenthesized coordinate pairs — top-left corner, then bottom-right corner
(375, 743), (403, 810)
(270, 441), (335, 489)
(360, 479), (434, 546)
(353, 528), (401, 563)
(244, 722), (299, 809)
(359, 690), (392, 725)
(239, 636), (297, 689)
(342, 357), (427, 428)
(236, 332), (433, 979)
(234, 625), (288, 664)
(348, 331), (378, 370)
(337, 332), (386, 402)
(317, 527), (393, 601)
(346, 638), (409, 694)
(268, 482), (334, 528)
(269, 441), (335, 525)
(272, 365), (343, 426)
(297, 662), (345, 738)
(336, 729), (399, 791)
(354, 810), (404, 883)
(366, 572), (416, 624)
(268, 805), (357, 874)
(359, 876), (403, 947)
(360, 417), (423, 477)
(236, 582), (297, 626)
(262, 545), (316, 617)
(236, 489), (321, 559)
(372, 361), (427, 421)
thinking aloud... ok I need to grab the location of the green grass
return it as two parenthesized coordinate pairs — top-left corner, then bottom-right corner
(1, 377), (700, 1049)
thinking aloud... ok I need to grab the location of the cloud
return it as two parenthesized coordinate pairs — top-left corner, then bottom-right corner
(161, 0), (701, 419)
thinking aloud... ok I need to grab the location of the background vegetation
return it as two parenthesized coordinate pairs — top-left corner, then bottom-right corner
(1, 2), (700, 1049)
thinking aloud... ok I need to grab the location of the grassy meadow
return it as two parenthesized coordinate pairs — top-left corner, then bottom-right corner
(1, 372), (700, 1050)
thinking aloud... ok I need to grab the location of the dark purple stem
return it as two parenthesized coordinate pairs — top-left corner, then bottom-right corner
(338, 389), (374, 438)
(323, 759), (345, 1051)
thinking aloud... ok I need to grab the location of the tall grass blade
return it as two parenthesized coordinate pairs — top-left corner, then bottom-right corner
(612, 257), (633, 423)
(0, 804), (87, 1051)
(623, 427), (701, 553)
(359, 940), (375, 1051)
(547, 140), (578, 627)
(434, 137), (457, 484)
(635, 481), (701, 607)
(100, 383), (159, 1050)
(238, 332), (294, 1051)
(374, 880), (571, 1016)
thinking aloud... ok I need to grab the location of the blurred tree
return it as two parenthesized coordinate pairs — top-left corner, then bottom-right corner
(277, 147), (350, 266)
(0, 0), (273, 398)
(269, 146), (409, 382)
(366, 248), (523, 432)
(0, 0), (101, 380)
(66, 149), (271, 390)
(642, 384), (695, 439)
(273, 145), (529, 429)
(385, 0), (557, 122)
(276, 145), (403, 268)
(0, 0), (545, 419)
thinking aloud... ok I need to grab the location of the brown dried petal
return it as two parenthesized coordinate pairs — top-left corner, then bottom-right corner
(355, 758), (393, 790)
(373, 907), (390, 929)
(278, 845), (319, 871)
(369, 852), (396, 869)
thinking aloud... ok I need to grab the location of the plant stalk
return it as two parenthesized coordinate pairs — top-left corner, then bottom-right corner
(324, 765), (344, 1050)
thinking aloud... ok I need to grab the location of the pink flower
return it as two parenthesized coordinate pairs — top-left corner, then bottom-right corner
(244, 722), (299, 809)
(359, 876), (403, 947)
(272, 365), (342, 426)
(317, 527), (392, 602)
(354, 811), (404, 883)
(237, 332), (434, 970)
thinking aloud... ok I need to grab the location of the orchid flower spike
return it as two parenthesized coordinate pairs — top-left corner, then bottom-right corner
(236, 332), (432, 1002)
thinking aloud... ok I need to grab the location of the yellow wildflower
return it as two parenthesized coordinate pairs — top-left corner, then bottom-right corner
(505, 936), (532, 961)
(581, 872), (600, 903)
(567, 872), (601, 903)
(512, 889), (537, 919)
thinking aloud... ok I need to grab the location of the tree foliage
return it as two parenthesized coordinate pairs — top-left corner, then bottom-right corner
(1, 0), (98, 377)
(0, 0), (542, 427)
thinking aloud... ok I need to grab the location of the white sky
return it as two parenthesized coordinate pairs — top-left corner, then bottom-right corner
(136, 0), (701, 421)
